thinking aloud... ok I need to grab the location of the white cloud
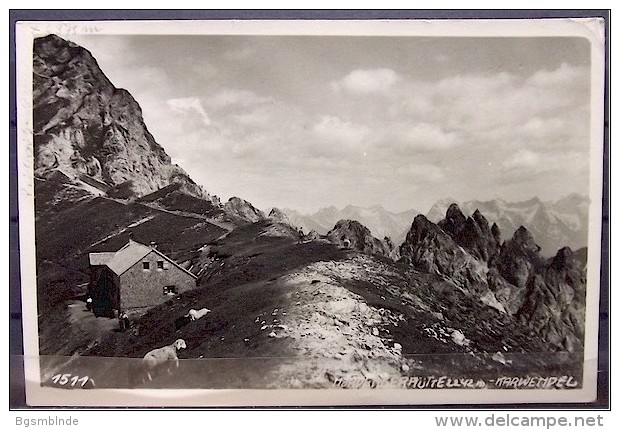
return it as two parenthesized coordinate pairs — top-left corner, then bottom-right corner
(527, 63), (587, 88)
(521, 116), (568, 138)
(207, 88), (271, 109)
(406, 123), (459, 151)
(232, 109), (272, 127)
(502, 149), (541, 170)
(332, 68), (401, 94)
(166, 97), (211, 127)
(312, 115), (369, 144)
(396, 163), (446, 183)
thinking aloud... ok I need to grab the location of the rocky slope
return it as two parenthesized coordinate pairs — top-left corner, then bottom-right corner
(400, 204), (587, 352)
(427, 196), (589, 256)
(33, 34), (210, 200)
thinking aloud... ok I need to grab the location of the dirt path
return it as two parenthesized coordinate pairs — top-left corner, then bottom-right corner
(265, 256), (412, 388)
(40, 299), (119, 381)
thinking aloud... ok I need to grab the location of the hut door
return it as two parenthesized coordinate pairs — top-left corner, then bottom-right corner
(94, 272), (116, 317)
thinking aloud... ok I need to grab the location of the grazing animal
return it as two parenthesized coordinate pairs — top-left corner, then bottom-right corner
(185, 308), (211, 321)
(142, 339), (186, 381)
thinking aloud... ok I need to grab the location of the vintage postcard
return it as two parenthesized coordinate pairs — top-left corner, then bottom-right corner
(15, 17), (606, 406)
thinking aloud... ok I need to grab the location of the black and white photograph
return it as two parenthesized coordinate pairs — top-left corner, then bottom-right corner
(15, 17), (606, 406)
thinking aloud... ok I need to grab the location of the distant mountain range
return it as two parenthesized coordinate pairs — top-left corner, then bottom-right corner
(279, 195), (588, 257)
(281, 205), (418, 245)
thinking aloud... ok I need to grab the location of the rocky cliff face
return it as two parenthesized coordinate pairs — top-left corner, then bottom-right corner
(33, 34), (209, 200)
(494, 226), (544, 288)
(516, 247), (587, 351)
(326, 219), (392, 259)
(400, 204), (587, 352)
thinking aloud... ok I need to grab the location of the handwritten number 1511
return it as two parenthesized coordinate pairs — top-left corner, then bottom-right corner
(51, 373), (91, 387)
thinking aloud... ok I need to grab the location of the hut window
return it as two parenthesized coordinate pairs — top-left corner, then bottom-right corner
(157, 261), (164, 270)
(143, 262), (150, 270)
(163, 285), (177, 295)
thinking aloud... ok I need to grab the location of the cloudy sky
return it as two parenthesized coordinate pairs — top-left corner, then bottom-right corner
(68, 34), (591, 213)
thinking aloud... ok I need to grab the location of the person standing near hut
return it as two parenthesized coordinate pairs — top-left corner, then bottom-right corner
(119, 311), (130, 332)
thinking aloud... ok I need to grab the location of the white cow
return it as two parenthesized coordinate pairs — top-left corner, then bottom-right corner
(142, 339), (187, 381)
(185, 308), (211, 321)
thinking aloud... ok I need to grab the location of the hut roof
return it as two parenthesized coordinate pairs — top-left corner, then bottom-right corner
(88, 252), (116, 266)
(89, 239), (197, 279)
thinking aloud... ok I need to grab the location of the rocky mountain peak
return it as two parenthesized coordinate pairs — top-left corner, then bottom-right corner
(223, 197), (265, 224)
(437, 205), (499, 262)
(472, 209), (487, 228)
(549, 246), (576, 271)
(493, 226), (543, 289)
(268, 207), (290, 224)
(400, 214), (504, 311)
(491, 222), (501, 241)
(400, 215), (455, 262)
(426, 196), (589, 255)
(33, 34), (209, 200)
(510, 226), (541, 254)
(443, 203), (467, 226)
(326, 219), (392, 258)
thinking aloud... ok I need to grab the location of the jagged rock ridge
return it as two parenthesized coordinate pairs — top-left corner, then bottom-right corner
(400, 204), (587, 352)
(33, 34), (210, 200)
(426, 196), (589, 256)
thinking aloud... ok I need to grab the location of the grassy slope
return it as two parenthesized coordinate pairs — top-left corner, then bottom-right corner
(137, 183), (224, 218)
(51, 222), (347, 387)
